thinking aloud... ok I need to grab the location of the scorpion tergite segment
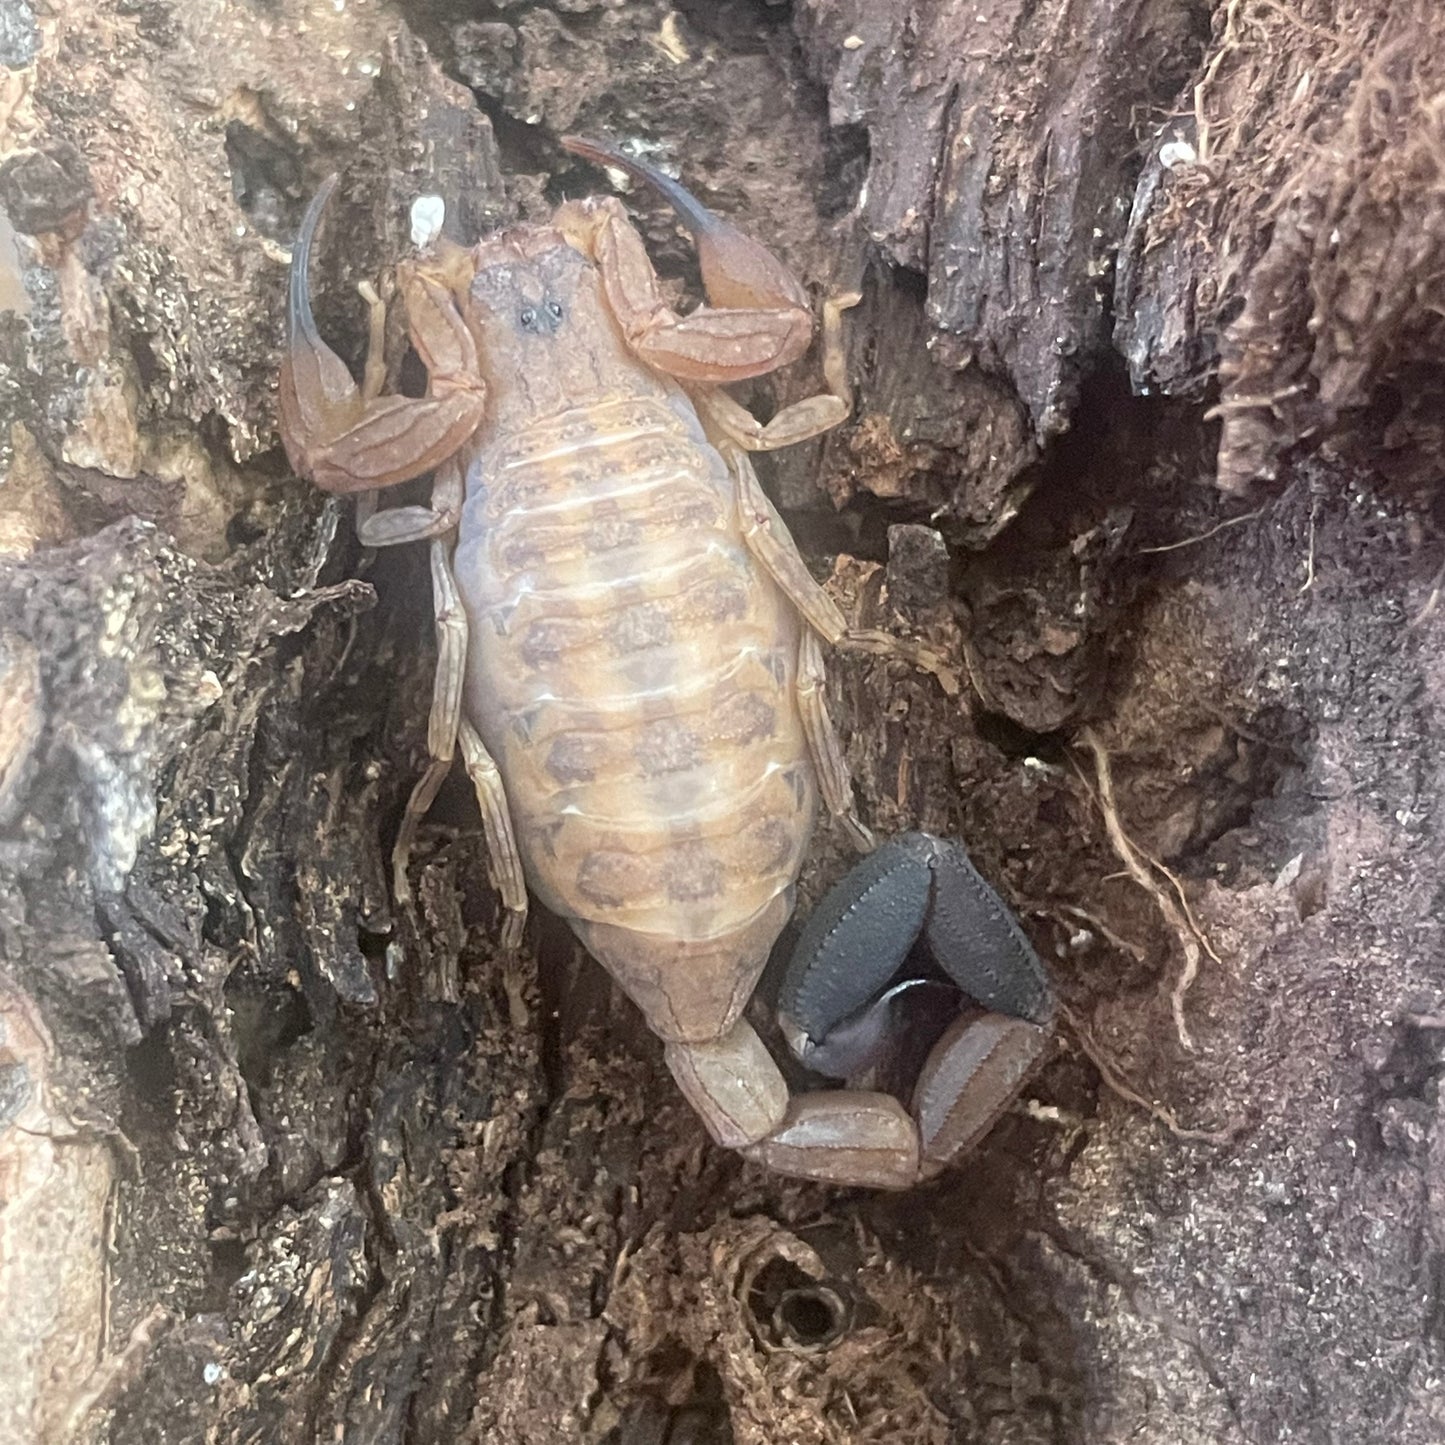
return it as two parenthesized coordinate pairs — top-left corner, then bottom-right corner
(280, 136), (1050, 1189)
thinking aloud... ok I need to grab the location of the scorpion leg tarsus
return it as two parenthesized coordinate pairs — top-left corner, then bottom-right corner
(727, 447), (961, 696)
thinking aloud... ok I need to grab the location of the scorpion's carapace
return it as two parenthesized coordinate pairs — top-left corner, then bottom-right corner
(278, 139), (1052, 1188)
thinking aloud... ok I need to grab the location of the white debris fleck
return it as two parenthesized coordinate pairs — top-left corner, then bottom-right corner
(1159, 139), (1198, 171)
(655, 12), (690, 63)
(843, 34), (864, 49)
(1274, 853), (1304, 889)
(411, 194), (445, 249)
(203, 1361), (225, 1386)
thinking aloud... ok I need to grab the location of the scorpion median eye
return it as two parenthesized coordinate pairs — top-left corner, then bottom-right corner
(519, 307), (537, 328)
(546, 300), (564, 320)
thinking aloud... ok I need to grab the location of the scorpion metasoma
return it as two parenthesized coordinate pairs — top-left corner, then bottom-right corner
(278, 136), (1054, 1188)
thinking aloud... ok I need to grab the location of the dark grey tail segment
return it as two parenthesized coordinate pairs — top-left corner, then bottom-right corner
(779, 833), (1053, 1049)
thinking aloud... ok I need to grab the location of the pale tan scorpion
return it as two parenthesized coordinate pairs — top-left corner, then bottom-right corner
(279, 137), (1054, 1188)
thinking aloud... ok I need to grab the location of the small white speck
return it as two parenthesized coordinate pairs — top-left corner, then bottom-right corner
(1159, 139), (1197, 171)
(357, 58), (379, 78)
(1022, 756), (1061, 777)
(1274, 853), (1304, 888)
(203, 1361), (225, 1385)
(842, 34), (864, 49)
(411, 194), (445, 249)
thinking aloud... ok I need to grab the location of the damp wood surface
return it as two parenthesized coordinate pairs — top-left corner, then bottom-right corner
(3, 1), (1445, 1442)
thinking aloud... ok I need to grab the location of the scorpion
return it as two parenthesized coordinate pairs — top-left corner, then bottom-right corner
(278, 137), (1054, 1188)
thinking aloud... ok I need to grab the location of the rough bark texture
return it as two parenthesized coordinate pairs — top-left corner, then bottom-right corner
(4, 1), (1445, 1442)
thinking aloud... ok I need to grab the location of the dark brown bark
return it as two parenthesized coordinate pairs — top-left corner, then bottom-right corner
(4, 2), (1445, 1442)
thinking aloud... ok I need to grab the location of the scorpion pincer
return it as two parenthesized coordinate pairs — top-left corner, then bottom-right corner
(278, 137), (1055, 1188)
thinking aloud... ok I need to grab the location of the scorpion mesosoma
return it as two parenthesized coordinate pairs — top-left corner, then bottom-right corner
(279, 137), (1054, 1188)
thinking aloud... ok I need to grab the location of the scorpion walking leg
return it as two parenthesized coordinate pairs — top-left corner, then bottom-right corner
(795, 630), (873, 852)
(388, 499), (527, 946)
(391, 531), (468, 907)
(728, 447), (958, 693)
(389, 535), (528, 948)
(357, 278), (389, 402)
(455, 719), (528, 952)
(354, 453), (465, 549)
(280, 176), (486, 494)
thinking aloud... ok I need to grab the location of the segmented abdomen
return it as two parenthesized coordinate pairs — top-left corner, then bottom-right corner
(452, 391), (815, 941)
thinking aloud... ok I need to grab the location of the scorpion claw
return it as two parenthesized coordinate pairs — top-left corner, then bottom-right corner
(920, 835), (1053, 1023)
(560, 134), (807, 314)
(279, 174), (370, 479)
(279, 176), (487, 494)
(287, 174), (340, 353)
(780, 833), (1053, 1057)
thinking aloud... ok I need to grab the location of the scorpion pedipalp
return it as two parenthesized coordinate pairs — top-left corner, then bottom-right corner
(561, 134), (809, 315)
(278, 176), (487, 494)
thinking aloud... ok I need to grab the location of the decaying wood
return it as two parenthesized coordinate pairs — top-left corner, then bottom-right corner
(4, 1), (1445, 1442)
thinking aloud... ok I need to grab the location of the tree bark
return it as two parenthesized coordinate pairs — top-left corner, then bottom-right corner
(3, 1), (1445, 1442)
